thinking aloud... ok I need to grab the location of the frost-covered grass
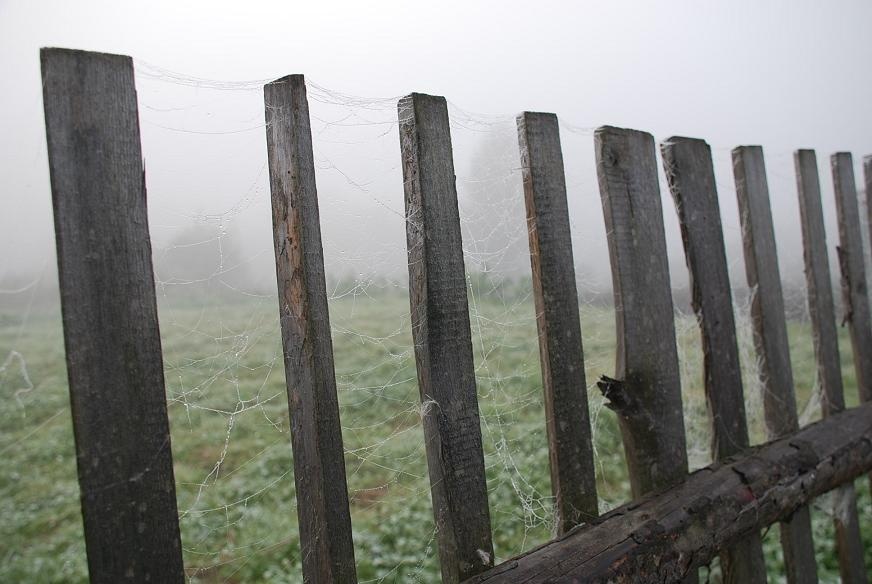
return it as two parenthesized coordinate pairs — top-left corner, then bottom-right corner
(0, 289), (869, 583)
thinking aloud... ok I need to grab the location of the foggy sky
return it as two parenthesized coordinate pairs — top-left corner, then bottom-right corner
(3, 0), (872, 297)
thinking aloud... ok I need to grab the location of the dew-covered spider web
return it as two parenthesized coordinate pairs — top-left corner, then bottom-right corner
(1, 61), (871, 583)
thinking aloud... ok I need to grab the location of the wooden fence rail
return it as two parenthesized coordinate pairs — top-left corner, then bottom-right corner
(466, 401), (872, 584)
(40, 48), (872, 584)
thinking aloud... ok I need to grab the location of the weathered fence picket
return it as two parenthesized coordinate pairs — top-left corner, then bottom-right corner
(41, 48), (185, 583)
(661, 136), (767, 584)
(398, 93), (494, 584)
(732, 145), (818, 584)
(516, 112), (599, 534)
(865, 156), (872, 254)
(264, 74), (358, 584)
(795, 150), (868, 584)
(832, 153), (872, 406)
(594, 126), (689, 499)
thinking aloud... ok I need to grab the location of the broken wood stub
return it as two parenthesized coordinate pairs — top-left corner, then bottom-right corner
(398, 93), (494, 584)
(517, 111), (598, 533)
(264, 74), (358, 583)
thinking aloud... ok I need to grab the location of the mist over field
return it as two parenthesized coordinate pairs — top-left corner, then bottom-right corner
(2, 1), (872, 307)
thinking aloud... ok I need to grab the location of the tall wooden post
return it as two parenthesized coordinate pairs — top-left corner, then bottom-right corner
(733, 146), (818, 584)
(398, 93), (494, 584)
(517, 112), (598, 533)
(864, 155), (872, 259)
(41, 48), (184, 583)
(661, 136), (767, 584)
(832, 152), (872, 406)
(264, 75), (357, 583)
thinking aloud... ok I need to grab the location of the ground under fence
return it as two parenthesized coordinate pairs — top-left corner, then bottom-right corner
(40, 47), (872, 583)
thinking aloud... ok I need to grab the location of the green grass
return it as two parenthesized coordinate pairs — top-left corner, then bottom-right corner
(0, 286), (869, 583)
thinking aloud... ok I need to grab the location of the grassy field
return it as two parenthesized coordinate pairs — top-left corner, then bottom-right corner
(0, 285), (869, 583)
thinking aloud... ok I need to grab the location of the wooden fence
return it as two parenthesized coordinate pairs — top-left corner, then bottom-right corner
(41, 47), (872, 584)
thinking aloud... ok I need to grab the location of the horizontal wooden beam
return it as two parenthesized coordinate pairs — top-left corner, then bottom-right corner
(464, 402), (872, 584)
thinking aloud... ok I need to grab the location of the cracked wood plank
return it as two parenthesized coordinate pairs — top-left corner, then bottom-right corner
(733, 145), (818, 583)
(41, 48), (184, 583)
(463, 402), (872, 584)
(832, 152), (872, 406)
(795, 149), (867, 584)
(594, 126), (689, 499)
(398, 93), (494, 584)
(865, 156), (872, 260)
(264, 74), (357, 583)
(661, 136), (767, 584)
(517, 112), (598, 533)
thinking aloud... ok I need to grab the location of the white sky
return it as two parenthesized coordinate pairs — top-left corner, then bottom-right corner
(2, 0), (871, 290)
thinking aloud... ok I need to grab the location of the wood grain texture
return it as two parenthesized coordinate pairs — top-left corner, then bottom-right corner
(398, 93), (494, 584)
(796, 151), (848, 415)
(264, 75), (357, 584)
(594, 126), (689, 499)
(732, 146), (818, 584)
(732, 147), (801, 438)
(661, 136), (766, 584)
(832, 152), (872, 406)
(795, 149), (867, 584)
(517, 112), (598, 533)
(41, 48), (184, 583)
(465, 402), (872, 584)
(865, 156), (872, 258)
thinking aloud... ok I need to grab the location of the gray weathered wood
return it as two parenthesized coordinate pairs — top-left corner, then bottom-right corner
(832, 152), (872, 406)
(732, 146), (818, 584)
(795, 149), (867, 584)
(865, 156), (872, 258)
(517, 112), (598, 533)
(464, 401), (872, 584)
(831, 483), (868, 583)
(661, 136), (767, 584)
(594, 126), (689, 499)
(41, 47), (184, 583)
(398, 93), (494, 584)
(796, 150), (848, 415)
(264, 74), (357, 583)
